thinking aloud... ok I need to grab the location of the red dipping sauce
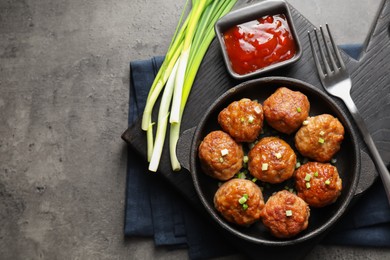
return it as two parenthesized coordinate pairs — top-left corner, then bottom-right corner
(223, 14), (297, 75)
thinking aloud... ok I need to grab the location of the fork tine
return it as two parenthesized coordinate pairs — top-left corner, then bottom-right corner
(314, 28), (332, 76)
(326, 23), (346, 70)
(320, 25), (339, 72)
(308, 30), (325, 79)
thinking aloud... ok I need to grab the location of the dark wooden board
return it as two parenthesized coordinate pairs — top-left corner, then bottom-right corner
(122, 0), (390, 258)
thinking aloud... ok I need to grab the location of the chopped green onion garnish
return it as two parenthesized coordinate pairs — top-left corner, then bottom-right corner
(262, 163), (269, 171)
(302, 120), (309, 126)
(325, 179), (331, 185)
(243, 194), (249, 199)
(331, 158), (337, 164)
(304, 174), (312, 182)
(243, 155), (249, 163)
(254, 106), (261, 114)
(306, 182), (311, 189)
(248, 115), (254, 123)
(275, 152), (282, 159)
(295, 162), (301, 169)
(314, 171), (319, 177)
(242, 203), (248, 210)
(238, 196), (247, 204)
(318, 138), (325, 144)
(219, 157), (224, 163)
(286, 210), (293, 217)
(240, 117), (245, 123)
(252, 177), (257, 183)
(237, 171), (246, 179)
(221, 148), (229, 156)
(319, 130), (325, 136)
(296, 107), (302, 113)
(289, 188), (294, 193)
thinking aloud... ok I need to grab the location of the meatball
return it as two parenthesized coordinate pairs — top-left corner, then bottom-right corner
(214, 178), (264, 226)
(248, 137), (296, 184)
(263, 87), (310, 134)
(294, 114), (344, 162)
(198, 130), (244, 181)
(261, 190), (310, 238)
(294, 162), (342, 207)
(218, 98), (264, 142)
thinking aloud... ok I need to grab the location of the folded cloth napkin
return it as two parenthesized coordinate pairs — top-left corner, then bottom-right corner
(125, 46), (390, 259)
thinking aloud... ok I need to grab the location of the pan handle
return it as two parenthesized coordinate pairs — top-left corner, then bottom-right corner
(177, 127), (196, 171)
(354, 150), (378, 196)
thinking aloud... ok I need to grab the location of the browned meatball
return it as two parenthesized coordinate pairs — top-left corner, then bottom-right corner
(198, 130), (244, 181)
(218, 98), (264, 142)
(214, 178), (264, 226)
(294, 114), (344, 162)
(248, 137), (296, 184)
(263, 87), (310, 134)
(261, 190), (310, 238)
(294, 162), (342, 207)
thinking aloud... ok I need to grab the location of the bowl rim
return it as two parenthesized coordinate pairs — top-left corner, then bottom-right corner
(214, 0), (302, 80)
(189, 76), (361, 246)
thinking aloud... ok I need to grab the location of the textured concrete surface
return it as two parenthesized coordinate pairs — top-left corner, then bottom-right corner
(0, 0), (389, 259)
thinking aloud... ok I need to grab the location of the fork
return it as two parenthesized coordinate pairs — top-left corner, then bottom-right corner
(308, 24), (390, 203)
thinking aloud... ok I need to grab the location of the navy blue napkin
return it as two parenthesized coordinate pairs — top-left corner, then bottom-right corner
(126, 57), (236, 259)
(125, 46), (390, 259)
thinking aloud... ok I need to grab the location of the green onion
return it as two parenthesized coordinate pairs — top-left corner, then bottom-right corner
(248, 115), (254, 123)
(331, 158), (337, 164)
(306, 182), (311, 189)
(295, 162), (301, 169)
(142, 0), (238, 171)
(325, 179), (331, 185)
(252, 177), (257, 183)
(243, 155), (249, 163)
(302, 120), (309, 126)
(238, 195), (248, 204)
(262, 163), (269, 171)
(219, 157), (224, 163)
(275, 152), (282, 159)
(242, 204), (248, 210)
(318, 137), (325, 144)
(286, 210), (293, 217)
(237, 171), (246, 179)
(314, 171), (319, 177)
(296, 107), (302, 113)
(304, 174), (312, 182)
(220, 148), (229, 156)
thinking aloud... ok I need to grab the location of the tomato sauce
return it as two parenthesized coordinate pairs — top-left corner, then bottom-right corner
(223, 14), (297, 75)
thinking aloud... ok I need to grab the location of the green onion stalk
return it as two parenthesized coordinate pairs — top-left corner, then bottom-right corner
(142, 0), (237, 172)
(170, 0), (238, 171)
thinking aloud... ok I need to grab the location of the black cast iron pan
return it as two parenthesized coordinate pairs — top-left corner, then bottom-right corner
(177, 76), (361, 246)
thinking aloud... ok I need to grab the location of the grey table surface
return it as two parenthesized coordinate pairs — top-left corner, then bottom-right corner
(0, 0), (389, 259)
